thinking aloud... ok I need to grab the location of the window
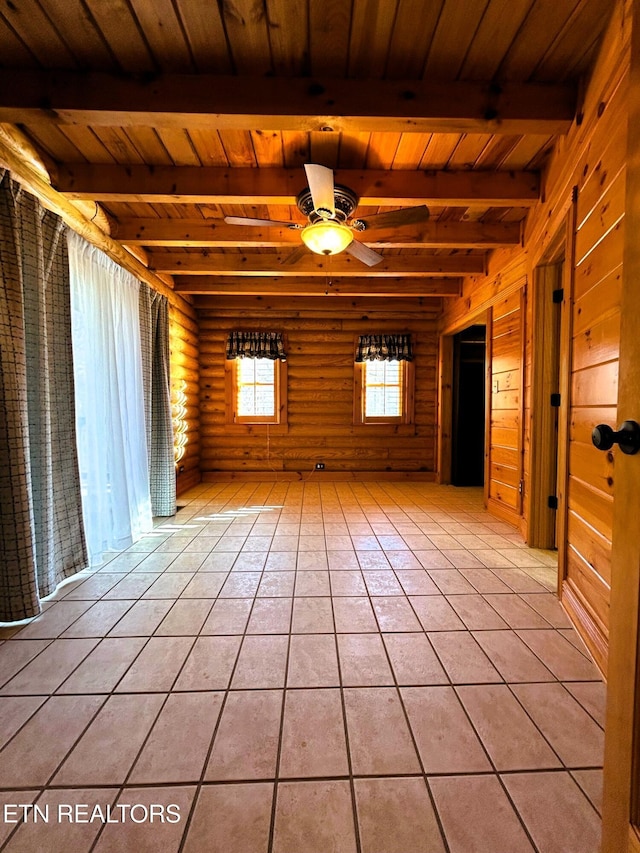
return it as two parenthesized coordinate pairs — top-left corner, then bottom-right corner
(235, 357), (279, 422)
(353, 334), (414, 427)
(225, 331), (288, 427)
(355, 359), (413, 425)
(364, 360), (403, 419)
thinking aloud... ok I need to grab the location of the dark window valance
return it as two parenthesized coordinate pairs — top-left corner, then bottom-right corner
(355, 334), (413, 362)
(226, 331), (287, 361)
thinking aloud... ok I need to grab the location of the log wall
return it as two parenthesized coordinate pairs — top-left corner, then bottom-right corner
(197, 296), (439, 478)
(169, 295), (201, 495)
(439, 0), (631, 674)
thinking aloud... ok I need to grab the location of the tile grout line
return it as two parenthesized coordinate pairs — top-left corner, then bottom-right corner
(328, 508), (364, 853)
(374, 614), (452, 853)
(176, 481), (286, 853)
(356, 485), (541, 853)
(0, 481), (604, 852)
(448, 677), (557, 853)
(0, 687), (113, 852)
(81, 607), (206, 849)
(0, 764), (607, 797)
(266, 515), (296, 853)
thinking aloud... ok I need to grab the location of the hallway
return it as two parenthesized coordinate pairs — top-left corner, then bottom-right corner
(0, 481), (604, 852)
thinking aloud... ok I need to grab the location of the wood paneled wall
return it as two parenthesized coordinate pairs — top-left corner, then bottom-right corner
(197, 297), (438, 478)
(489, 288), (524, 521)
(169, 296), (200, 494)
(563, 73), (625, 672)
(439, 0), (631, 674)
(439, 260), (528, 527)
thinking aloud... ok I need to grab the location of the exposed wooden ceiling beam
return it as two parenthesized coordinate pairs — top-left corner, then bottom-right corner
(149, 252), (484, 277)
(0, 123), (115, 234)
(116, 218), (521, 249)
(0, 71), (576, 134)
(54, 165), (539, 206)
(133, 217), (520, 249)
(195, 295), (443, 319)
(196, 296), (444, 319)
(174, 277), (461, 297)
(0, 122), (179, 305)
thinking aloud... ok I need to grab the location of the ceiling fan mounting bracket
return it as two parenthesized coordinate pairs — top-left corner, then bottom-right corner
(296, 183), (359, 222)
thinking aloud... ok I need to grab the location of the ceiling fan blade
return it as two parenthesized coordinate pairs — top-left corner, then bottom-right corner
(345, 239), (384, 267)
(354, 205), (430, 230)
(279, 244), (309, 266)
(304, 164), (335, 218)
(224, 215), (301, 229)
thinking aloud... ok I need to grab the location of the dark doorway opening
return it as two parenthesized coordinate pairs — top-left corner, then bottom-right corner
(452, 325), (486, 486)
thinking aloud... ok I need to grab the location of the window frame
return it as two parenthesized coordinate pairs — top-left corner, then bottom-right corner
(225, 355), (288, 429)
(353, 356), (415, 427)
(361, 359), (404, 423)
(234, 356), (280, 424)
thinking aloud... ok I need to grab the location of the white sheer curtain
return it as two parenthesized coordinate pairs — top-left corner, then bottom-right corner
(67, 231), (152, 564)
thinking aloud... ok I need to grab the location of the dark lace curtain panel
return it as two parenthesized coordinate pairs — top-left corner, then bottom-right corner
(355, 334), (414, 362)
(0, 170), (87, 621)
(226, 331), (287, 361)
(139, 283), (176, 517)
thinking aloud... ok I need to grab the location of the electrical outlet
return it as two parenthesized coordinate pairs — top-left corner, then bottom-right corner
(315, 462), (325, 470)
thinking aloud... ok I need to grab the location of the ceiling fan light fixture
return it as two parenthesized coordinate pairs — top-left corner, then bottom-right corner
(300, 220), (353, 256)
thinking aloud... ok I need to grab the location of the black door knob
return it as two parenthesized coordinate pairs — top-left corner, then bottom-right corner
(592, 420), (640, 455)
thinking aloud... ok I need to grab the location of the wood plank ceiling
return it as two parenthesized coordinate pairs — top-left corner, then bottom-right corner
(0, 0), (615, 302)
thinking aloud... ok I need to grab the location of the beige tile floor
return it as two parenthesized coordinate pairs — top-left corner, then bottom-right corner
(0, 481), (605, 852)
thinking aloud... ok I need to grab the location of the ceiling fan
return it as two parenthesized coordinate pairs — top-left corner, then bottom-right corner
(224, 163), (430, 267)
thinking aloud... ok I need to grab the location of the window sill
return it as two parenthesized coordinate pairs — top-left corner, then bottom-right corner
(224, 422), (289, 435)
(353, 422), (416, 436)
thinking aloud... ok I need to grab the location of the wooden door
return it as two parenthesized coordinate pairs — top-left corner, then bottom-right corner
(601, 4), (640, 848)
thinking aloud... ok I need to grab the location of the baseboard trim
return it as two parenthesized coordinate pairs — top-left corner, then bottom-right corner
(562, 578), (608, 677)
(176, 468), (201, 495)
(201, 470), (437, 483)
(487, 497), (521, 528)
